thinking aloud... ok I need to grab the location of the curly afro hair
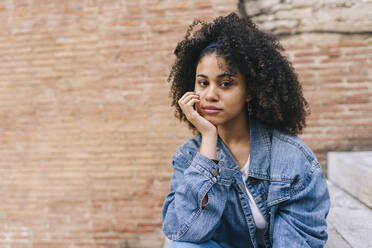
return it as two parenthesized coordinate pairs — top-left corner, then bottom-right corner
(168, 12), (310, 135)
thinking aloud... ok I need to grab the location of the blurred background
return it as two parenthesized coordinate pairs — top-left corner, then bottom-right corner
(0, 0), (371, 247)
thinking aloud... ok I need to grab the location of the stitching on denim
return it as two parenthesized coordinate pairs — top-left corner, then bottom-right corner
(198, 180), (214, 210)
(249, 172), (270, 180)
(172, 180), (214, 240)
(176, 208), (202, 239)
(274, 133), (315, 164)
(217, 179), (232, 186)
(189, 163), (213, 179)
(259, 125), (272, 155)
(189, 153), (219, 178)
(267, 181), (291, 207)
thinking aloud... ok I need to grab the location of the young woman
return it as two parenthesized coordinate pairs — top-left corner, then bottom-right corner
(161, 13), (330, 248)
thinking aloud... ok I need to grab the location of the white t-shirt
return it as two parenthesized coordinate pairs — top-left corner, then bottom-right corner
(240, 155), (267, 245)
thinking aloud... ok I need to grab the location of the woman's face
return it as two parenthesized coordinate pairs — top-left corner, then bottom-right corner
(194, 53), (250, 127)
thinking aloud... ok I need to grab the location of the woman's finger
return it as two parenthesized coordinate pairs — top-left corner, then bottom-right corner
(180, 92), (198, 103)
(181, 94), (199, 105)
(186, 98), (200, 106)
(183, 98), (201, 120)
(178, 91), (196, 103)
(180, 97), (200, 117)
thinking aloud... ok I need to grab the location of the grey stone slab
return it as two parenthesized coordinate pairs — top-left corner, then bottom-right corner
(326, 220), (352, 248)
(328, 151), (372, 208)
(163, 237), (171, 248)
(327, 181), (372, 248)
(242, 0), (372, 32)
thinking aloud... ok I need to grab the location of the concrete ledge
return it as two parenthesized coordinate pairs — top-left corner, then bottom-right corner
(326, 181), (372, 248)
(163, 237), (171, 248)
(328, 151), (372, 208)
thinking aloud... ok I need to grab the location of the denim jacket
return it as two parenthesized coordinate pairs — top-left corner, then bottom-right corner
(162, 119), (330, 248)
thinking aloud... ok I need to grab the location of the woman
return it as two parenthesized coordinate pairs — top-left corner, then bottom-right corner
(162, 13), (330, 248)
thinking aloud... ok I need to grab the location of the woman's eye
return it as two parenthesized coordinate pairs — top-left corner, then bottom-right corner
(221, 81), (232, 87)
(199, 81), (208, 86)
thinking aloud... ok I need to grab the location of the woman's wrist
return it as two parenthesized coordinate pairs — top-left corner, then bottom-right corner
(200, 131), (217, 160)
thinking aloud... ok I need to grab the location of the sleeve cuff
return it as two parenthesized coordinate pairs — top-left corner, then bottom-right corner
(190, 152), (234, 185)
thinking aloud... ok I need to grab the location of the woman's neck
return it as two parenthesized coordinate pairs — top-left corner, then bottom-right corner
(217, 113), (250, 146)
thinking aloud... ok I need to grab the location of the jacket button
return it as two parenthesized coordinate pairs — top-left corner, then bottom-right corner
(211, 169), (218, 177)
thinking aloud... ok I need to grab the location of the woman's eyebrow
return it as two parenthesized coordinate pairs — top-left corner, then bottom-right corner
(196, 74), (208, 78)
(218, 73), (234, 78)
(196, 73), (234, 78)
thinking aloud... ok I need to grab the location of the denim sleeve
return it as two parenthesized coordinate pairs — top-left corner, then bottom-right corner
(271, 161), (330, 248)
(162, 150), (231, 242)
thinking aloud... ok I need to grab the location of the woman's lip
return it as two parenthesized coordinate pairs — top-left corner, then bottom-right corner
(202, 108), (221, 114)
(202, 106), (222, 110)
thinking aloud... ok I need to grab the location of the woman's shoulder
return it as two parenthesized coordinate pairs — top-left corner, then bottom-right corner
(272, 129), (316, 162)
(270, 128), (321, 180)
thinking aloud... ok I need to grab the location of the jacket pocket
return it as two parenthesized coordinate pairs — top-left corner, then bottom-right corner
(267, 181), (291, 207)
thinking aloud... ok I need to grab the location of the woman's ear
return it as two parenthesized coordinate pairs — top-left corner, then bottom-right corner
(245, 94), (252, 103)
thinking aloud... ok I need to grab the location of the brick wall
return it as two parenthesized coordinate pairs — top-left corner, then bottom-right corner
(0, 0), (371, 248)
(0, 0), (237, 248)
(287, 42), (372, 168)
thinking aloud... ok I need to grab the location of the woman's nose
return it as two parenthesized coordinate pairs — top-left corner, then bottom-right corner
(205, 85), (218, 102)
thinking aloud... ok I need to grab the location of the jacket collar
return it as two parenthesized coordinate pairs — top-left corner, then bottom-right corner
(248, 119), (272, 180)
(217, 118), (272, 180)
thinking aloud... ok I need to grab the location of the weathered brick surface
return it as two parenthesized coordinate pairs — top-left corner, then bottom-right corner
(0, 0), (371, 247)
(0, 0), (237, 247)
(241, 0), (372, 33)
(285, 41), (372, 168)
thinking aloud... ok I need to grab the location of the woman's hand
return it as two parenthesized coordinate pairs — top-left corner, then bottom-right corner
(178, 91), (217, 160)
(178, 91), (217, 136)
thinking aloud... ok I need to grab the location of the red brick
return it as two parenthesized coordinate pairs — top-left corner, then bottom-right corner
(345, 49), (372, 55)
(284, 44), (314, 50)
(320, 58), (366, 63)
(292, 59), (315, 64)
(347, 78), (371, 83)
(295, 51), (341, 58)
(317, 43), (369, 49)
